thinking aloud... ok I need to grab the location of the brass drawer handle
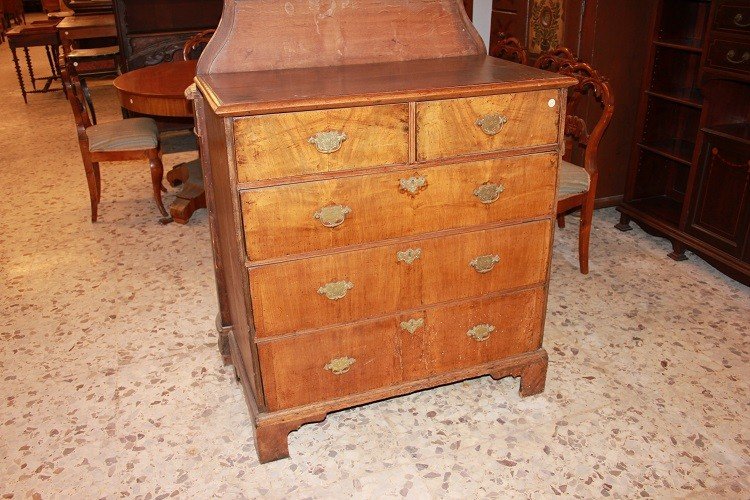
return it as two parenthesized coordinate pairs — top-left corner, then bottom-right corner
(470, 254), (500, 273)
(400, 318), (424, 334)
(308, 130), (347, 154)
(475, 113), (508, 135)
(314, 204), (351, 228)
(317, 280), (354, 300)
(399, 175), (427, 196)
(397, 248), (422, 264)
(474, 182), (505, 204)
(325, 356), (356, 375)
(733, 13), (750, 28)
(725, 49), (750, 64)
(467, 323), (495, 342)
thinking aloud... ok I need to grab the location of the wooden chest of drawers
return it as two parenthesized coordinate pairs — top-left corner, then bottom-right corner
(192, 0), (574, 463)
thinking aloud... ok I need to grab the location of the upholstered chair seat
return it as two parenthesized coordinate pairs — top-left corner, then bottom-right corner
(557, 160), (591, 199)
(87, 117), (159, 152)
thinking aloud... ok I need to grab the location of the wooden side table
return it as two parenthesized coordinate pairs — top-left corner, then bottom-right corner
(6, 22), (62, 103)
(56, 13), (118, 74)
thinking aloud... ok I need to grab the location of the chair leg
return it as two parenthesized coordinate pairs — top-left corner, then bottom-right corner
(578, 192), (596, 275)
(93, 162), (101, 201)
(149, 154), (169, 217)
(556, 213), (566, 228)
(83, 159), (99, 222)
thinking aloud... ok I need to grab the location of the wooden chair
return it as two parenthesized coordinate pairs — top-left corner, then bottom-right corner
(535, 48), (615, 274)
(489, 35), (528, 65)
(61, 64), (168, 222)
(2, 0), (24, 26)
(182, 29), (215, 60)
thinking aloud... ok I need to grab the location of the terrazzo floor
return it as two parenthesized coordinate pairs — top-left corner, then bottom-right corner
(1, 28), (749, 499)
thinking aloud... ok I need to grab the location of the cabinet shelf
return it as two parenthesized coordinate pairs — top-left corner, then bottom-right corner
(645, 89), (703, 108)
(703, 123), (750, 146)
(638, 139), (695, 166)
(654, 38), (704, 53)
(626, 196), (683, 229)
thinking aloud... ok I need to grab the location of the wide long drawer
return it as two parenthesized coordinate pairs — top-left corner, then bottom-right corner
(233, 104), (409, 183)
(258, 287), (545, 411)
(416, 90), (560, 162)
(249, 220), (551, 338)
(241, 152), (557, 261)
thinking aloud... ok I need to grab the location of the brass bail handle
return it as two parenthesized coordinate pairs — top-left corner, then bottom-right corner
(317, 280), (354, 300)
(314, 204), (351, 228)
(308, 130), (347, 154)
(474, 182), (505, 204)
(467, 323), (495, 342)
(475, 113), (508, 135)
(325, 356), (356, 375)
(470, 254), (500, 274)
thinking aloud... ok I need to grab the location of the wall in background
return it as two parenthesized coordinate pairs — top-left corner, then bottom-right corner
(472, 0), (493, 48)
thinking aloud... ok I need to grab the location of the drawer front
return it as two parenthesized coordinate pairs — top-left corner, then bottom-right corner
(715, 2), (750, 35)
(242, 153), (557, 261)
(249, 220), (552, 338)
(233, 104), (409, 183)
(258, 287), (545, 410)
(258, 311), (418, 411)
(706, 38), (750, 75)
(415, 90), (560, 161)
(425, 287), (544, 373)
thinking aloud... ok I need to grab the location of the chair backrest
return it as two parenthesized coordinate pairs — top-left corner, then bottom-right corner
(489, 35), (528, 65)
(61, 63), (93, 132)
(183, 29), (215, 61)
(535, 47), (614, 177)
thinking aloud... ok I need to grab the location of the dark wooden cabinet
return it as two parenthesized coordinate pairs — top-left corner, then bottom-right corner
(112, 0), (222, 71)
(480, 0), (651, 205)
(618, 0), (750, 285)
(688, 130), (750, 258)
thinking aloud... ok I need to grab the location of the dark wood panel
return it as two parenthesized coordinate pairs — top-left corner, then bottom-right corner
(113, 0), (222, 70)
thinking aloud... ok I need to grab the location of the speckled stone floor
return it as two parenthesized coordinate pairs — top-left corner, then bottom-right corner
(1, 28), (749, 499)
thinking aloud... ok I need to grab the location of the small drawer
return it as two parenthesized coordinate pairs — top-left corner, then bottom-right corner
(706, 38), (750, 74)
(233, 104), (409, 183)
(241, 152), (557, 261)
(257, 287), (545, 411)
(424, 287), (544, 374)
(415, 90), (560, 161)
(249, 220), (552, 337)
(714, 1), (750, 35)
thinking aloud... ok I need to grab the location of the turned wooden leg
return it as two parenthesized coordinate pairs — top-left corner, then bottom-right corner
(11, 47), (28, 104)
(519, 352), (548, 397)
(24, 47), (36, 91)
(578, 194), (595, 275)
(148, 153), (169, 218)
(668, 240), (689, 261)
(556, 213), (566, 228)
(614, 213), (633, 232)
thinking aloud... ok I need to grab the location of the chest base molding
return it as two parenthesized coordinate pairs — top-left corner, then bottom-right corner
(229, 330), (547, 463)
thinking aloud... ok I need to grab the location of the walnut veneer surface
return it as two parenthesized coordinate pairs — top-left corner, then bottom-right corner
(192, 0), (574, 463)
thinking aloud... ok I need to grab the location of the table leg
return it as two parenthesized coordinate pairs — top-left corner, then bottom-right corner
(45, 45), (57, 78)
(51, 45), (61, 77)
(23, 47), (36, 91)
(11, 46), (27, 104)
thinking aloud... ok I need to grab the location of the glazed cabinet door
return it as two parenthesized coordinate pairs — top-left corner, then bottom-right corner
(687, 133), (750, 257)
